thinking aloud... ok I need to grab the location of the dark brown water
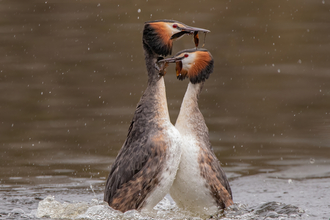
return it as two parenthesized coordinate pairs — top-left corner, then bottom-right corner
(1, 0), (329, 219)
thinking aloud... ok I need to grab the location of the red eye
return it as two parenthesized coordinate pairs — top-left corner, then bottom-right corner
(184, 54), (189, 58)
(173, 24), (178, 28)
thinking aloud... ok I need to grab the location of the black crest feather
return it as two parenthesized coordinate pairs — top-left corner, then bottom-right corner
(143, 22), (172, 56)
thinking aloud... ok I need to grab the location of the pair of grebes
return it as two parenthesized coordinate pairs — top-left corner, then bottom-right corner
(103, 20), (233, 216)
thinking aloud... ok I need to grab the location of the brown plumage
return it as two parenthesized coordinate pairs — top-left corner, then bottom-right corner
(109, 134), (168, 212)
(199, 147), (233, 209)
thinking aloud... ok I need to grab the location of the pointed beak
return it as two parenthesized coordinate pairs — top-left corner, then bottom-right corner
(170, 25), (210, 40)
(157, 55), (188, 79)
(157, 56), (183, 63)
(157, 56), (186, 79)
(180, 25), (210, 34)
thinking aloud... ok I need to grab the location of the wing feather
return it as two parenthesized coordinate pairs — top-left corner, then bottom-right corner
(199, 147), (233, 209)
(104, 118), (168, 212)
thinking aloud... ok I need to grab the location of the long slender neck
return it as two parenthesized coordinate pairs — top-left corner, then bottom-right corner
(136, 41), (169, 121)
(175, 82), (209, 142)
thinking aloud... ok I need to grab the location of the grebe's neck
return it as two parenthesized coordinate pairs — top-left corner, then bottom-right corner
(136, 41), (169, 121)
(175, 82), (209, 144)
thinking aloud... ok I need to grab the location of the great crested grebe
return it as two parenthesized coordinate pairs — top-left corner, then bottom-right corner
(104, 20), (210, 213)
(159, 48), (233, 215)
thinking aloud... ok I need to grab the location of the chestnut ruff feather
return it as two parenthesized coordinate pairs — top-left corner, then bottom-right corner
(143, 22), (172, 56)
(176, 48), (214, 84)
(143, 20), (190, 56)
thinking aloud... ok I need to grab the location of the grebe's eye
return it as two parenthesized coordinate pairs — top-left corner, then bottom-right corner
(184, 54), (189, 58)
(172, 24), (178, 28)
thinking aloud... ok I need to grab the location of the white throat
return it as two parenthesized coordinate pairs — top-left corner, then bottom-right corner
(175, 82), (202, 133)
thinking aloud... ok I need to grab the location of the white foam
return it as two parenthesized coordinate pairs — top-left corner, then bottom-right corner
(36, 195), (96, 219)
(35, 194), (305, 220)
(35, 194), (197, 220)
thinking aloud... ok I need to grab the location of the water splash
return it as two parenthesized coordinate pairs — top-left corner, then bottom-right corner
(214, 202), (305, 219)
(33, 195), (306, 220)
(36, 195), (97, 219)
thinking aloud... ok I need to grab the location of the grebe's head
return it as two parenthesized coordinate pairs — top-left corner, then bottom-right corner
(158, 48), (214, 84)
(143, 20), (210, 57)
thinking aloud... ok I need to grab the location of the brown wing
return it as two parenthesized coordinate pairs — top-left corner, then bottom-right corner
(104, 131), (168, 212)
(198, 146), (233, 209)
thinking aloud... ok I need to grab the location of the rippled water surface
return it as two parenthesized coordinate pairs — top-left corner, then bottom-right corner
(1, 0), (329, 219)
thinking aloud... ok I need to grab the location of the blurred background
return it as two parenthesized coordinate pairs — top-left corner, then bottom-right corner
(0, 0), (329, 218)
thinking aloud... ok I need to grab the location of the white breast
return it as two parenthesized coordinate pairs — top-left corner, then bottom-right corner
(141, 123), (182, 212)
(169, 134), (218, 215)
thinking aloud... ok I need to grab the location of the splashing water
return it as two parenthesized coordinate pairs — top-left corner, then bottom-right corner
(31, 195), (306, 220)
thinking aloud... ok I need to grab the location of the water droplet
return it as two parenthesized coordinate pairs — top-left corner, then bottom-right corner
(277, 69), (281, 73)
(297, 59), (302, 64)
(310, 158), (315, 164)
(137, 9), (141, 13)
